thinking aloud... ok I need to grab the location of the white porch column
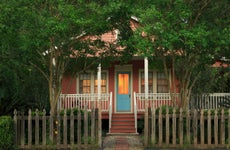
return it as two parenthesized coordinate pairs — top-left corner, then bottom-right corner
(97, 63), (101, 101)
(144, 57), (149, 146)
(144, 57), (149, 99)
(97, 63), (102, 147)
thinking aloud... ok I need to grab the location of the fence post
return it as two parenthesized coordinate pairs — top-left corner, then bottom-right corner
(13, 109), (18, 147)
(28, 109), (32, 148)
(84, 107), (88, 147)
(207, 109), (211, 146)
(91, 108), (95, 144)
(158, 107), (162, 146)
(49, 111), (54, 144)
(214, 109), (218, 146)
(179, 108), (183, 146)
(98, 102), (102, 148)
(200, 109), (204, 146)
(21, 112), (25, 146)
(166, 107), (169, 145)
(221, 109), (225, 145)
(70, 109), (74, 146)
(35, 109), (39, 145)
(172, 108), (176, 146)
(151, 107), (156, 146)
(77, 109), (81, 149)
(42, 109), (46, 146)
(144, 101), (149, 147)
(63, 109), (67, 148)
(56, 113), (61, 147)
(193, 109), (197, 146)
(186, 110), (190, 145)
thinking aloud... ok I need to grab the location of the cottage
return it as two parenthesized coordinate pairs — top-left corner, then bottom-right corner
(58, 18), (230, 134)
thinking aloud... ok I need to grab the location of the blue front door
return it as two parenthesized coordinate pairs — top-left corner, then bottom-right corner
(116, 72), (131, 112)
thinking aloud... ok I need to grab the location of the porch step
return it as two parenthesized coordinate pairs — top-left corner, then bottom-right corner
(110, 113), (136, 134)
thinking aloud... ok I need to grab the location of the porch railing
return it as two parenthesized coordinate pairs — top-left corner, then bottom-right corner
(135, 92), (179, 112)
(135, 92), (230, 111)
(58, 93), (112, 112)
(190, 93), (230, 109)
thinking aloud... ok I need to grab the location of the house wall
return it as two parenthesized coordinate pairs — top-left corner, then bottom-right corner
(61, 73), (76, 94)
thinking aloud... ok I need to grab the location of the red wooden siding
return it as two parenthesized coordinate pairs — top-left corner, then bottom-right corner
(61, 74), (76, 94)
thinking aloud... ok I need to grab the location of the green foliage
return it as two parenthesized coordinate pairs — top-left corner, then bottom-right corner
(129, 0), (229, 108)
(155, 105), (175, 114)
(1, 0), (134, 115)
(0, 116), (15, 149)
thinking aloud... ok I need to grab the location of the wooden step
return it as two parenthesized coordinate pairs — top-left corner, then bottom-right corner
(110, 113), (136, 134)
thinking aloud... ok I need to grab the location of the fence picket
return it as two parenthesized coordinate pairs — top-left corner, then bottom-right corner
(207, 109), (211, 146)
(193, 109), (197, 145)
(165, 107), (169, 145)
(70, 109), (74, 146)
(144, 104), (148, 147)
(63, 109), (67, 147)
(77, 109), (81, 148)
(57, 113), (61, 146)
(84, 107), (88, 146)
(221, 109), (225, 145)
(214, 109), (218, 146)
(35, 109), (39, 145)
(186, 110), (190, 145)
(49, 112), (53, 144)
(179, 108), (183, 146)
(13, 110), (18, 146)
(151, 107), (156, 145)
(42, 109), (46, 146)
(21, 112), (25, 146)
(200, 109), (204, 145)
(28, 109), (32, 148)
(172, 108), (176, 146)
(158, 107), (162, 146)
(91, 108), (95, 143)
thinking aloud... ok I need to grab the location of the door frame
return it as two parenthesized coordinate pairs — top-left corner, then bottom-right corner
(114, 65), (133, 113)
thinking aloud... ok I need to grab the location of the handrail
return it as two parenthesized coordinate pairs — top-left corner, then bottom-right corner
(134, 92), (137, 133)
(59, 93), (110, 111)
(109, 92), (112, 133)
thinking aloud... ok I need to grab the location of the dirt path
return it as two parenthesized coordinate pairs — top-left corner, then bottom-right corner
(102, 135), (144, 150)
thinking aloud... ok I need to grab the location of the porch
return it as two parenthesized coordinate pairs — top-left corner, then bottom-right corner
(58, 92), (230, 112)
(58, 92), (230, 134)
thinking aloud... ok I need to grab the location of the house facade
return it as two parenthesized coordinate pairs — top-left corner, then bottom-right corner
(58, 19), (230, 134)
(60, 58), (175, 112)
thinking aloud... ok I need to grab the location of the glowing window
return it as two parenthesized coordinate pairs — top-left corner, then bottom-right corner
(79, 73), (91, 93)
(94, 73), (107, 93)
(118, 73), (129, 94)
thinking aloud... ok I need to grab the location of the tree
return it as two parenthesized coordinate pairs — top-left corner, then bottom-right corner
(130, 0), (229, 108)
(0, 0), (134, 115)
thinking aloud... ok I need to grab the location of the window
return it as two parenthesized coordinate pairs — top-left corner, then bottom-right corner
(140, 71), (153, 93)
(94, 72), (107, 93)
(79, 72), (107, 94)
(79, 73), (91, 93)
(157, 72), (168, 93)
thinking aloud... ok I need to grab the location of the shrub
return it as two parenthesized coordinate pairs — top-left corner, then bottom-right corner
(0, 116), (15, 149)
